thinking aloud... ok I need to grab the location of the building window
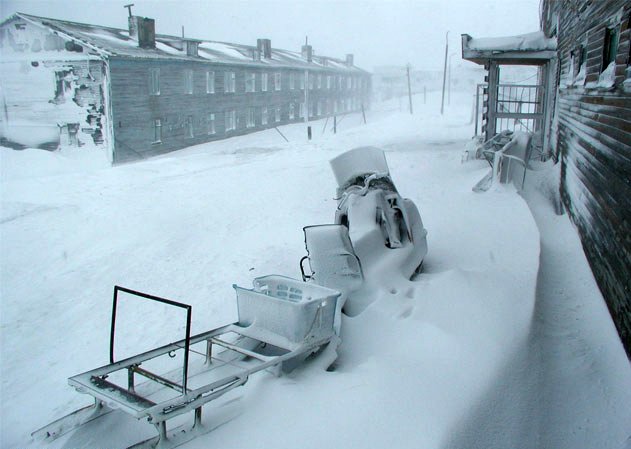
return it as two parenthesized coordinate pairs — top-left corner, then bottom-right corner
(261, 106), (268, 125)
(299, 102), (305, 118)
(261, 72), (268, 92)
(570, 45), (586, 81)
(274, 72), (281, 91)
(184, 69), (193, 94)
(186, 115), (194, 138)
(206, 71), (215, 93)
(207, 113), (216, 134)
(317, 100), (322, 116)
(149, 68), (160, 95)
(300, 73), (305, 90)
(153, 118), (162, 143)
(224, 71), (235, 93)
(327, 75), (332, 89)
(338, 76), (342, 90)
(246, 107), (255, 128)
(289, 72), (295, 90)
(309, 73), (314, 90)
(245, 72), (256, 93)
(289, 103), (295, 119)
(225, 110), (236, 131)
(347, 76), (352, 89)
(275, 106), (281, 122)
(317, 74), (322, 89)
(602, 25), (620, 73)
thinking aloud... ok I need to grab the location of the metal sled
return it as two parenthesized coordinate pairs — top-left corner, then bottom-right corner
(33, 280), (340, 448)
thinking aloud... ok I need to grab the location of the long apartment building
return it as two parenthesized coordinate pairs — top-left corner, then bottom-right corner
(0, 12), (372, 163)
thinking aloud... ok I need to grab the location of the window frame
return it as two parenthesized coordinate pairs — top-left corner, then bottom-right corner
(274, 72), (282, 91)
(224, 71), (236, 93)
(602, 24), (620, 73)
(184, 69), (193, 95)
(152, 118), (162, 143)
(225, 109), (236, 131)
(261, 72), (268, 92)
(245, 72), (256, 93)
(149, 68), (160, 95)
(186, 115), (194, 138)
(246, 107), (255, 128)
(206, 71), (215, 94)
(207, 113), (216, 135)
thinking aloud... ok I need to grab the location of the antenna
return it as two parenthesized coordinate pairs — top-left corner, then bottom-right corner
(124, 4), (135, 17)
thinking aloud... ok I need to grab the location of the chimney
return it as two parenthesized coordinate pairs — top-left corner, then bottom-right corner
(345, 54), (354, 66)
(302, 44), (313, 62)
(257, 38), (272, 59)
(185, 39), (200, 57)
(128, 16), (155, 49)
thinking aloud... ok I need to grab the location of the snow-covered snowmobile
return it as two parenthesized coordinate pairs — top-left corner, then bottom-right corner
(301, 147), (428, 315)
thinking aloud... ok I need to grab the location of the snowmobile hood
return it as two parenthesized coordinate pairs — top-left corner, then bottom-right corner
(330, 147), (390, 189)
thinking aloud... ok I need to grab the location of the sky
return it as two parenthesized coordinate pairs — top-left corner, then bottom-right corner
(1, 0), (542, 71)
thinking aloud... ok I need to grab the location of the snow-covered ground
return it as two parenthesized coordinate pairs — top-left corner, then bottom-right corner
(1, 91), (629, 449)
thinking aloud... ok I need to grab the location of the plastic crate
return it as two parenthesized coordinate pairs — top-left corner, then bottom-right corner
(233, 275), (340, 344)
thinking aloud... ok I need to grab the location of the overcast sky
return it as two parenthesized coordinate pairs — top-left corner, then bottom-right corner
(1, 0), (541, 71)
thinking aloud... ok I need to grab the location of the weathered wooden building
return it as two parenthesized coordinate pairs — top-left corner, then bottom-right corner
(463, 1), (631, 357)
(0, 12), (371, 163)
(541, 0), (631, 357)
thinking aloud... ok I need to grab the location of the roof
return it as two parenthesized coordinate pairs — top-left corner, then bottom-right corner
(3, 12), (367, 73)
(461, 31), (557, 65)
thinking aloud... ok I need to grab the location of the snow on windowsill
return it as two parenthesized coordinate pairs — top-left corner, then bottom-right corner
(585, 62), (616, 90)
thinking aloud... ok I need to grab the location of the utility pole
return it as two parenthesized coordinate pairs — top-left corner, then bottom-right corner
(441, 31), (449, 115)
(406, 64), (413, 114)
(448, 52), (455, 106)
(304, 36), (309, 125)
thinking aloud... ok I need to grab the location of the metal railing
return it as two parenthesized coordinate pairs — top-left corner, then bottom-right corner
(475, 83), (544, 137)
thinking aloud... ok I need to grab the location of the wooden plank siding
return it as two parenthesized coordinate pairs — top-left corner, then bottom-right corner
(109, 57), (371, 163)
(542, 0), (631, 357)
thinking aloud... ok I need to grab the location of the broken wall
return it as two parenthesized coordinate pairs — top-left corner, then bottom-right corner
(0, 17), (107, 149)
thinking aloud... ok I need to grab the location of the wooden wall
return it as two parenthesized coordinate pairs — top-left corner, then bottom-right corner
(542, 0), (631, 357)
(108, 57), (371, 163)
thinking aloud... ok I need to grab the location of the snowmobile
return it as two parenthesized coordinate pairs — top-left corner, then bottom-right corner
(301, 146), (428, 315)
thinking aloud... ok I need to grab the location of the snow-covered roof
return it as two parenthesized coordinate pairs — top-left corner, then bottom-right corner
(461, 31), (557, 65)
(4, 12), (367, 73)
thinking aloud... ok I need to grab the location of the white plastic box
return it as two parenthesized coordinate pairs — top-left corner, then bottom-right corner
(233, 275), (340, 345)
